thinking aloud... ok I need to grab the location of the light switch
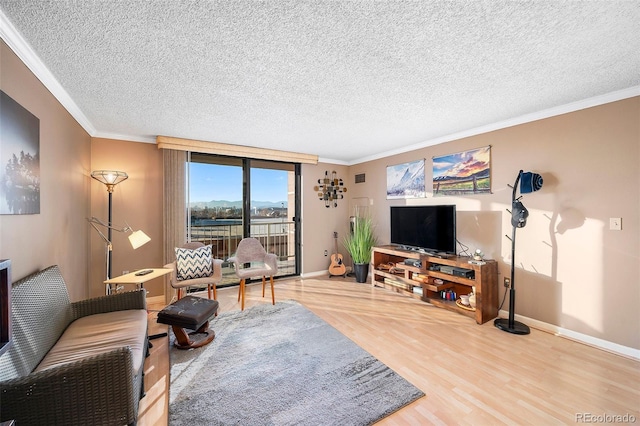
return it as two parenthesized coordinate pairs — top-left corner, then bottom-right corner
(609, 217), (622, 231)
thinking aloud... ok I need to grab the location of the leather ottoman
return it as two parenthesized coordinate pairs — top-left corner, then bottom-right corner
(157, 296), (219, 349)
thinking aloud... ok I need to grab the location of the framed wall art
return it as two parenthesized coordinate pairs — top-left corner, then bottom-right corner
(433, 146), (491, 196)
(0, 90), (40, 214)
(386, 159), (425, 199)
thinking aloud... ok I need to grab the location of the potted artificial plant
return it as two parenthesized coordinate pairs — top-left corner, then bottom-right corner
(343, 215), (377, 283)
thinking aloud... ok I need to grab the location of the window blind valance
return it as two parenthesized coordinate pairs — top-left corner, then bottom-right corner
(156, 135), (318, 164)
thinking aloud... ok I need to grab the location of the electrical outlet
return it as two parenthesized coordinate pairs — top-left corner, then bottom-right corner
(609, 217), (622, 231)
(123, 270), (129, 275)
(324, 250), (328, 256)
(504, 278), (511, 288)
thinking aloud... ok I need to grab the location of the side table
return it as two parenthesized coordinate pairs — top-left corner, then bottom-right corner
(103, 268), (172, 295)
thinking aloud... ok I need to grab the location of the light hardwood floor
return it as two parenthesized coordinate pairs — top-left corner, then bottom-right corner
(138, 276), (640, 425)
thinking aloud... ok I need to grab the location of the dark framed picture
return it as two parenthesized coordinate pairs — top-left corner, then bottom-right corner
(0, 90), (40, 215)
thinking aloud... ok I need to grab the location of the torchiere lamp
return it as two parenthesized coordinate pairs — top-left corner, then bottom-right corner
(494, 169), (543, 335)
(91, 170), (150, 292)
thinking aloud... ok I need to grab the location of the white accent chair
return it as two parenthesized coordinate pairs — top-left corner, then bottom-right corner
(227, 238), (278, 310)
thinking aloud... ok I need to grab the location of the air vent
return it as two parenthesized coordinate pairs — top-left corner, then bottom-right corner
(355, 173), (365, 184)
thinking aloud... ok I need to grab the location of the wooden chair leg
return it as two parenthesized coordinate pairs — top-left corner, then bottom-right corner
(238, 279), (246, 311)
(207, 284), (218, 315)
(270, 275), (275, 305)
(262, 276), (266, 297)
(177, 288), (182, 300)
(237, 280), (242, 302)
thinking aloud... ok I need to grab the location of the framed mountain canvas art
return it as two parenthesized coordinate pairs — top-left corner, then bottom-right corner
(386, 159), (425, 199)
(433, 146), (491, 196)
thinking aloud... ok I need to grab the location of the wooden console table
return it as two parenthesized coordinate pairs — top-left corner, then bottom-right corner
(371, 246), (498, 324)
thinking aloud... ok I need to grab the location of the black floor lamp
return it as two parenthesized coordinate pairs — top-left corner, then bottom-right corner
(90, 170), (150, 293)
(494, 170), (543, 335)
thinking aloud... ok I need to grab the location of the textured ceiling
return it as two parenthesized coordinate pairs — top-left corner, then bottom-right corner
(1, 1), (639, 164)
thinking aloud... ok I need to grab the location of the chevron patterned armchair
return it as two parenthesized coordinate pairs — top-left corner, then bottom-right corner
(164, 242), (223, 301)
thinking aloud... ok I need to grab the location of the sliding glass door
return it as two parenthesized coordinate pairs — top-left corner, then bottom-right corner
(186, 153), (299, 286)
(249, 161), (297, 276)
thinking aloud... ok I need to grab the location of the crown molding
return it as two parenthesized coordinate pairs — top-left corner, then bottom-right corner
(93, 131), (156, 144)
(317, 157), (349, 166)
(350, 85), (640, 165)
(0, 9), (97, 136)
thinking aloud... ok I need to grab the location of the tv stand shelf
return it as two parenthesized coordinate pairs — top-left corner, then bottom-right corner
(371, 246), (498, 324)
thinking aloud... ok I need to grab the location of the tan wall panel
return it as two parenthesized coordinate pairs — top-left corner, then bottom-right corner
(301, 163), (351, 274)
(350, 98), (639, 349)
(0, 41), (91, 301)
(90, 138), (164, 297)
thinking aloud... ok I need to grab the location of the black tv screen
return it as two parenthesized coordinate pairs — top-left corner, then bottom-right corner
(390, 205), (457, 254)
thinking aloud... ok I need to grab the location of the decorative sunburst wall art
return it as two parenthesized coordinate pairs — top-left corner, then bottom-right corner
(0, 91), (40, 215)
(386, 159), (425, 199)
(433, 146), (491, 196)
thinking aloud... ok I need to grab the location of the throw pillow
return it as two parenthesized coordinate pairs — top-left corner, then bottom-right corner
(175, 245), (213, 280)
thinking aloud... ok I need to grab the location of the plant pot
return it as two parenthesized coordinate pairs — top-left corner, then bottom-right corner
(353, 263), (370, 283)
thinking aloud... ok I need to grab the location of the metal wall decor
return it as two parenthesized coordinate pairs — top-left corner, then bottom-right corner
(314, 171), (347, 207)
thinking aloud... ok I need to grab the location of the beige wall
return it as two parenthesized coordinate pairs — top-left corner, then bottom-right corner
(90, 138), (164, 297)
(0, 41), (91, 301)
(349, 98), (640, 350)
(301, 162), (351, 274)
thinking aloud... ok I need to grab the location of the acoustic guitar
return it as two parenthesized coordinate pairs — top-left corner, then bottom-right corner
(329, 231), (347, 277)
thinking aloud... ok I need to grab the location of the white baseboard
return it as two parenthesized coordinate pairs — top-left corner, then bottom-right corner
(301, 267), (355, 279)
(300, 270), (331, 279)
(498, 310), (640, 361)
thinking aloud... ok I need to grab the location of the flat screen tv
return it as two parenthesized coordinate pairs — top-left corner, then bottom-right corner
(390, 205), (456, 255)
(0, 259), (11, 357)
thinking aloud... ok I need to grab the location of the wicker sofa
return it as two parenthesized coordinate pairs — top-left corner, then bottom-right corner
(0, 265), (148, 425)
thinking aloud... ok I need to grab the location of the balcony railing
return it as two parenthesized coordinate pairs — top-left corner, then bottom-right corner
(188, 220), (295, 285)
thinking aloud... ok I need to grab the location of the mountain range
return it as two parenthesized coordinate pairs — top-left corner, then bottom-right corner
(190, 200), (287, 209)
(387, 161), (425, 196)
(433, 168), (490, 182)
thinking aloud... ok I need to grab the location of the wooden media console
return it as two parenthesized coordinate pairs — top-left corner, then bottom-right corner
(371, 246), (498, 324)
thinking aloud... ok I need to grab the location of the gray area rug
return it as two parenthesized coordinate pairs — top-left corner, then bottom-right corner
(169, 300), (424, 425)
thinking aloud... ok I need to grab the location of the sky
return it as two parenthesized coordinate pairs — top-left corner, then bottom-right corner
(189, 163), (288, 203)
